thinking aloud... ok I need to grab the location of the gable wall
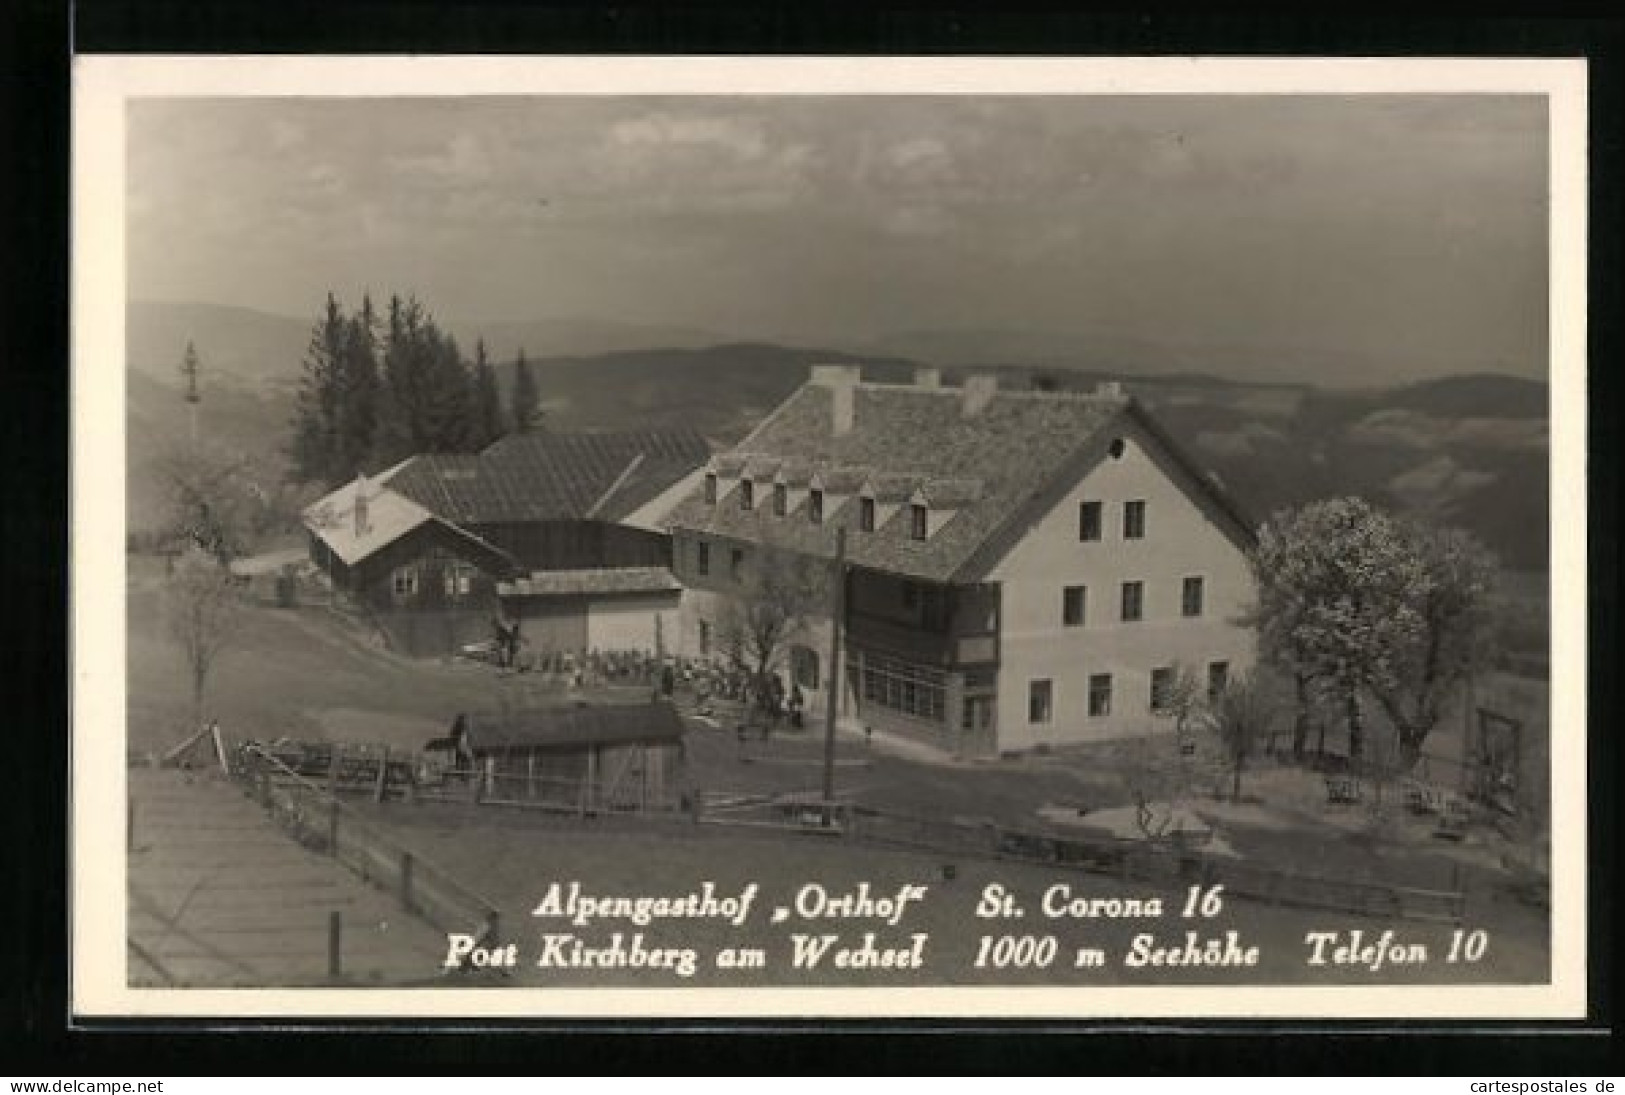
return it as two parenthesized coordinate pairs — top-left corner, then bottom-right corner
(985, 422), (1256, 750)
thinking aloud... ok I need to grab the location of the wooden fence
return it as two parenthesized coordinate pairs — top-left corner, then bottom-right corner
(693, 794), (1467, 926)
(233, 743), (503, 943)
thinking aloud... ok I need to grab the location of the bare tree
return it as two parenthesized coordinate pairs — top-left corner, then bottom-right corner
(716, 543), (826, 715)
(166, 549), (245, 733)
(1209, 670), (1279, 802)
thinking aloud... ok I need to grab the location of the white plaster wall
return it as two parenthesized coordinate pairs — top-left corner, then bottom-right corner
(986, 425), (1256, 751)
(585, 593), (681, 654)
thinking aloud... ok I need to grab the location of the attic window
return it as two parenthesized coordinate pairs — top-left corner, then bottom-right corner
(740, 479), (755, 511)
(809, 489), (824, 524)
(773, 483), (787, 516)
(909, 504), (928, 541)
(1109, 438), (1126, 460)
(704, 473), (718, 504)
(859, 497), (876, 532)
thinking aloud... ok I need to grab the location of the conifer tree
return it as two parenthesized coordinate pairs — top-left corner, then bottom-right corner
(511, 347), (539, 434)
(289, 292), (350, 484)
(470, 336), (504, 448)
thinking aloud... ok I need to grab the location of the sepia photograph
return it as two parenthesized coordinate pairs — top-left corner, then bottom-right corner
(70, 56), (1587, 1019)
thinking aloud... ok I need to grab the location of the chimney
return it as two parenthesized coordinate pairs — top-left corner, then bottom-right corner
(353, 474), (370, 537)
(961, 374), (998, 417)
(811, 364), (861, 436)
(913, 366), (941, 389)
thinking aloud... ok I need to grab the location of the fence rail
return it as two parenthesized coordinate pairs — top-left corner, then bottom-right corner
(696, 793), (1467, 926)
(234, 742), (502, 943)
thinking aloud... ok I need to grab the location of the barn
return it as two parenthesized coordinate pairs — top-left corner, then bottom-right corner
(457, 699), (686, 814)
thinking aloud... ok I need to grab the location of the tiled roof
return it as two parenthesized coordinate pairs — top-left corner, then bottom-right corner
(465, 701), (685, 753)
(385, 428), (710, 525)
(667, 380), (1131, 582)
(497, 566), (682, 598)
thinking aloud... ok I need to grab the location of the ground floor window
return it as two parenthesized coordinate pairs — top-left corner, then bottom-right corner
(392, 565), (419, 599)
(1028, 679), (1053, 724)
(698, 619), (711, 658)
(1149, 666), (1175, 713)
(1088, 673), (1113, 717)
(1207, 660), (1230, 699)
(854, 651), (946, 724)
(443, 562), (475, 598)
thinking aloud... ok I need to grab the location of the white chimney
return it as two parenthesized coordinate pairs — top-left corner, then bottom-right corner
(353, 474), (370, 537)
(961, 374), (998, 417)
(913, 366), (941, 389)
(811, 364), (861, 436)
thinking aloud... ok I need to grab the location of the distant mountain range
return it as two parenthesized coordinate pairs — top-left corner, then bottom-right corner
(124, 299), (1550, 570)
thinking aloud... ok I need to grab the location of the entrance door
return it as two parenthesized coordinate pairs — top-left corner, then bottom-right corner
(962, 695), (996, 755)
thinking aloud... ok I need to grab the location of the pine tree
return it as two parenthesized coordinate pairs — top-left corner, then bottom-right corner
(289, 292), (350, 484)
(470, 337), (504, 449)
(511, 347), (539, 434)
(332, 293), (381, 480)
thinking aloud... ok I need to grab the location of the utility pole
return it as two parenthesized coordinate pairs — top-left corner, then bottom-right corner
(821, 526), (846, 825)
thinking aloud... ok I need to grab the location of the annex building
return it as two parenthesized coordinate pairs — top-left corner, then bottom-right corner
(303, 429), (709, 658)
(664, 365), (1258, 757)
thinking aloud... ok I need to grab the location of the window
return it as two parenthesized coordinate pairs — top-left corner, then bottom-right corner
(1124, 499), (1147, 539)
(1028, 679), (1053, 724)
(391, 566), (418, 598)
(1063, 585), (1086, 627)
(730, 547), (745, 581)
(1089, 674), (1113, 717)
(859, 497), (877, 532)
(1120, 580), (1144, 622)
(857, 652), (947, 723)
(1182, 575), (1205, 618)
(696, 540), (710, 576)
(1079, 500), (1103, 542)
(910, 503), (928, 541)
(1150, 667), (1176, 713)
(698, 620), (711, 658)
(809, 489), (824, 524)
(773, 483), (788, 516)
(703, 473), (717, 504)
(1208, 661), (1230, 700)
(739, 479), (755, 510)
(442, 564), (473, 598)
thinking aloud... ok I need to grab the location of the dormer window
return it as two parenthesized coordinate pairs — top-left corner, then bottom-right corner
(740, 479), (755, 511)
(704, 473), (718, 504)
(809, 489), (824, 524)
(773, 483), (787, 516)
(859, 497), (876, 532)
(909, 504), (928, 541)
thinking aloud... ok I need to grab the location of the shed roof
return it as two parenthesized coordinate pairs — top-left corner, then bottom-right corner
(497, 566), (681, 598)
(464, 701), (686, 753)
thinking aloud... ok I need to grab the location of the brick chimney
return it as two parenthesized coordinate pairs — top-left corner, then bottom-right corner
(811, 364), (861, 436)
(913, 366), (941, 389)
(961, 374), (998, 417)
(353, 474), (370, 537)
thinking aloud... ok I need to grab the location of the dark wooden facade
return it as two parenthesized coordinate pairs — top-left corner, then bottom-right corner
(469, 519), (672, 573)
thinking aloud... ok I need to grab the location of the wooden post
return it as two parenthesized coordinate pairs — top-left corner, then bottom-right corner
(328, 744), (341, 797)
(327, 910), (343, 983)
(821, 527), (847, 825)
(327, 798), (340, 857)
(399, 851), (415, 913)
(374, 747), (390, 803)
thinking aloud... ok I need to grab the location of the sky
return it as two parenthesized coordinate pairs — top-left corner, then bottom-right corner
(127, 94), (1550, 378)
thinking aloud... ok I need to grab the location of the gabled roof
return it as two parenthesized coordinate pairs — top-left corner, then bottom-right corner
(464, 701), (685, 753)
(303, 476), (438, 566)
(385, 428), (710, 526)
(667, 377), (1254, 583)
(497, 566), (681, 598)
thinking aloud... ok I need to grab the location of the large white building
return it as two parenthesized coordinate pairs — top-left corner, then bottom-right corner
(664, 364), (1258, 758)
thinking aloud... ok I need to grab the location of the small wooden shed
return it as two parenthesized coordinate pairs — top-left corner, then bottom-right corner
(461, 700), (685, 813)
